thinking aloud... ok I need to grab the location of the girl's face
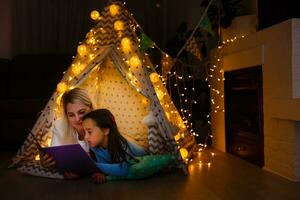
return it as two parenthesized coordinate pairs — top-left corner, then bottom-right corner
(83, 118), (109, 148)
(66, 102), (91, 133)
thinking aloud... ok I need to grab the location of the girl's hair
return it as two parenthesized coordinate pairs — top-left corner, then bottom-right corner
(82, 109), (131, 163)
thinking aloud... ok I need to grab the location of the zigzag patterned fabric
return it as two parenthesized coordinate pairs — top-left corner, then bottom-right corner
(148, 125), (169, 154)
(17, 161), (63, 179)
(148, 124), (187, 174)
(92, 2), (135, 46)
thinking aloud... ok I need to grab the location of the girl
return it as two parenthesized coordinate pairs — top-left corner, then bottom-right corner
(82, 109), (145, 184)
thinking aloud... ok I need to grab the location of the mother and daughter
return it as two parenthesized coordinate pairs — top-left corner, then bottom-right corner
(44, 88), (152, 183)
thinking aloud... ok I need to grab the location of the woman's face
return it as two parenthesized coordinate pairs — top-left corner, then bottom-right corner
(66, 102), (91, 133)
(83, 118), (109, 148)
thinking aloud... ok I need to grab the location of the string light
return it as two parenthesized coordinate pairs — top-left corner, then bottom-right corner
(90, 10), (101, 21)
(109, 4), (120, 17)
(209, 35), (246, 115)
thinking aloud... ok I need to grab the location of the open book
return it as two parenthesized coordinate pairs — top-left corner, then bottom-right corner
(43, 144), (99, 175)
(29, 130), (98, 175)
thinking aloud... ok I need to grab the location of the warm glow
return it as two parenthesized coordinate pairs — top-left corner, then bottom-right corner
(142, 97), (148, 105)
(109, 4), (120, 17)
(121, 37), (131, 53)
(174, 133), (181, 141)
(57, 82), (67, 93)
(161, 53), (173, 75)
(150, 73), (160, 83)
(90, 10), (100, 20)
(178, 122), (186, 129)
(35, 154), (40, 161)
(56, 94), (62, 106)
(71, 63), (85, 75)
(165, 112), (170, 120)
(156, 89), (164, 100)
(129, 56), (141, 68)
(46, 138), (52, 147)
(77, 44), (88, 56)
(180, 148), (188, 159)
(114, 20), (124, 31)
(87, 37), (96, 45)
(89, 54), (95, 61)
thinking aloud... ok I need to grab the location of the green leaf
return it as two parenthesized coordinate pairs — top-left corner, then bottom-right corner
(199, 15), (214, 36)
(140, 33), (154, 51)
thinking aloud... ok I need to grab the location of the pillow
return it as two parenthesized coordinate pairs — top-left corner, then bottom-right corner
(107, 154), (175, 181)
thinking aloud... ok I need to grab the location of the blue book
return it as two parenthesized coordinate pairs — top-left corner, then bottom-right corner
(43, 144), (99, 176)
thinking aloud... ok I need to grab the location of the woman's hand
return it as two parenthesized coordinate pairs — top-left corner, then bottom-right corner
(63, 171), (79, 180)
(39, 152), (56, 169)
(91, 172), (106, 184)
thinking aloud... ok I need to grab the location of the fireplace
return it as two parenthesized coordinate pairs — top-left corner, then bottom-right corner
(224, 66), (264, 167)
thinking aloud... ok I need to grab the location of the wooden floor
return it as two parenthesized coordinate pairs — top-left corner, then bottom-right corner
(1, 149), (300, 200)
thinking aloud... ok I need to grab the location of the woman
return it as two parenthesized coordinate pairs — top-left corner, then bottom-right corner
(51, 87), (94, 152)
(40, 87), (94, 174)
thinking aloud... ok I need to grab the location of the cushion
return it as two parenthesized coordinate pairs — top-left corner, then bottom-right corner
(107, 154), (175, 181)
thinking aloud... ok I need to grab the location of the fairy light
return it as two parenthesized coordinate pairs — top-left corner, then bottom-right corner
(90, 10), (101, 21)
(56, 82), (67, 93)
(77, 44), (88, 56)
(109, 4), (120, 17)
(209, 35), (247, 116)
(114, 20), (124, 31)
(121, 37), (132, 53)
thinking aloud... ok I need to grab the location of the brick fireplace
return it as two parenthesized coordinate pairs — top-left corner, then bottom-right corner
(210, 18), (300, 181)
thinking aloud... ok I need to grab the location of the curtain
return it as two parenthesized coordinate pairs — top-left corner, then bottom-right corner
(11, 0), (204, 55)
(12, 0), (106, 55)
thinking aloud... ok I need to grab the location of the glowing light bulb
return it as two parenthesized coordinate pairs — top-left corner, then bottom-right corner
(174, 133), (181, 141)
(57, 82), (67, 93)
(129, 56), (141, 68)
(109, 4), (120, 17)
(150, 73), (160, 83)
(121, 37), (131, 53)
(77, 44), (88, 56)
(71, 63), (85, 75)
(180, 148), (188, 160)
(90, 10), (100, 20)
(114, 20), (124, 31)
(87, 37), (96, 45)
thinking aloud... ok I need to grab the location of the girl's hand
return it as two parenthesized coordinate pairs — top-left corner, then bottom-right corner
(63, 171), (79, 180)
(91, 172), (106, 184)
(39, 152), (56, 169)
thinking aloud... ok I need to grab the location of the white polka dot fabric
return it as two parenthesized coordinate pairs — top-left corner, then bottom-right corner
(80, 57), (149, 146)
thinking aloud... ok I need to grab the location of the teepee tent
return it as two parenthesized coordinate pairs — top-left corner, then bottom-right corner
(12, 1), (196, 178)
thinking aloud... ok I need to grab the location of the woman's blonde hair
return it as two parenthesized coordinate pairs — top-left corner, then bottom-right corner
(61, 87), (94, 116)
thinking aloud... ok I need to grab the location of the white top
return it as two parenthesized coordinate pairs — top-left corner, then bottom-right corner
(50, 118), (89, 152)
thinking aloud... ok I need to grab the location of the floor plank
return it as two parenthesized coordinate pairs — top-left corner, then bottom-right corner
(1, 149), (300, 200)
